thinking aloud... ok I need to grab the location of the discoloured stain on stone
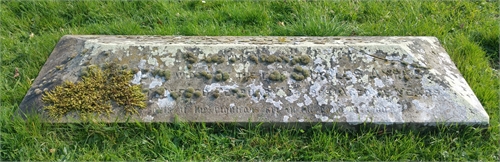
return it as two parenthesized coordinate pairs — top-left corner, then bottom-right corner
(18, 36), (489, 126)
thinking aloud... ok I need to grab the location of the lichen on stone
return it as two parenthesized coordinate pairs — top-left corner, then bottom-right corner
(212, 90), (220, 98)
(198, 71), (213, 80)
(237, 93), (247, 98)
(170, 92), (180, 99)
(183, 51), (198, 64)
(214, 70), (230, 82)
(261, 55), (281, 64)
(229, 57), (237, 63)
(42, 64), (147, 118)
(204, 55), (226, 64)
(291, 65), (310, 81)
(152, 69), (171, 80)
(290, 55), (312, 65)
(193, 91), (202, 98)
(184, 87), (195, 98)
(268, 70), (286, 82)
(248, 55), (259, 64)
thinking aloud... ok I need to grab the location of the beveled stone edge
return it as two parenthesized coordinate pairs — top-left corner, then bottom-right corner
(16, 35), (490, 126)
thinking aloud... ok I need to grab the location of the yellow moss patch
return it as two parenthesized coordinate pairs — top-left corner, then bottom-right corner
(42, 64), (146, 118)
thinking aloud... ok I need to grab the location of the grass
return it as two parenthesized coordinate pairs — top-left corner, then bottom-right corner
(1, 0), (499, 161)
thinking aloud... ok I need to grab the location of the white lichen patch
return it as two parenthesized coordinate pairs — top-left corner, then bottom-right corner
(276, 89), (287, 98)
(147, 56), (158, 66)
(203, 83), (239, 93)
(285, 89), (301, 103)
(266, 98), (283, 110)
(363, 54), (374, 62)
(313, 65), (325, 73)
(327, 66), (339, 85)
(303, 94), (313, 106)
(149, 77), (164, 89)
(131, 71), (142, 85)
(159, 56), (176, 67)
(313, 57), (323, 65)
(138, 59), (147, 69)
(374, 78), (384, 88)
(283, 115), (290, 122)
(157, 90), (176, 111)
(248, 82), (266, 103)
(345, 71), (357, 83)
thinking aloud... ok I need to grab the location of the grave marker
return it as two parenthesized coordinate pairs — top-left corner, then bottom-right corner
(18, 35), (489, 126)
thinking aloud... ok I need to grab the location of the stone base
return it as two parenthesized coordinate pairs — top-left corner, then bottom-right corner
(18, 36), (489, 126)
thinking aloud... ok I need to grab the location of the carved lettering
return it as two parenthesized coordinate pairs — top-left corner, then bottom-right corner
(175, 72), (187, 79)
(189, 106), (254, 114)
(265, 107), (278, 114)
(301, 106), (315, 113)
(179, 106), (187, 113)
(195, 106), (212, 114)
(282, 107), (297, 114)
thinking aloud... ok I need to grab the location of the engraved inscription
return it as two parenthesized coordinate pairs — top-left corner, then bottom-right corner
(137, 45), (430, 122)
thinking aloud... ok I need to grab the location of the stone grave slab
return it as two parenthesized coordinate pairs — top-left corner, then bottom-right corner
(18, 35), (489, 126)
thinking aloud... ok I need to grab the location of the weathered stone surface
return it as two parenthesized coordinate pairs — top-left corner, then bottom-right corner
(18, 35), (489, 126)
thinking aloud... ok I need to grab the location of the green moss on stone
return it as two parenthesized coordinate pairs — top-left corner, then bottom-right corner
(42, 65), (146, 118)
(291, 57), (300, 65)
(291, 66), (310, 81)
(184, 92), (193, 98)
(199, 71), (213, 80)
(299, 55), (311, 65)
(153, 88), (165, 96)
(215, 73), (223, 81)
(183, 51), (198, 64)
(291, 73), (305, 81)
(193, 91), (202, 97)
(237, 93), (247, 98)
(186, 87), (195, 93)
(222, 72), (230, 81)
(302, 69), (310, 77)
(294, 66), (303, 72)
(290, 55), (311, 65)
(212, 92), (220, 98)
(268, 70), (286, 82)
(281, 55), (289, 63)
(253, 90), (260, 97)
(242, 74), (259, 83)
(170, 92), (180, 99)
(205, 74), (212, 79)
(204, 55), (226, 64)
(249, 55), (259, 64)
(152, 69), (171, 80)
(261, 55), (280, 64)
(131, 67), (139, 74)
(80, 69), (89, 77)
(229, 57), (237, 63)
(163, 70), (171, 80)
